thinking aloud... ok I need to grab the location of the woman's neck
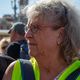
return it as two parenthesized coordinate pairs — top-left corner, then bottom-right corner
(38, 54), (68, 80)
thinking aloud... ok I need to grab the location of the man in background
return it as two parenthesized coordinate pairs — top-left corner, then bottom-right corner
(8, 22), (30, 59)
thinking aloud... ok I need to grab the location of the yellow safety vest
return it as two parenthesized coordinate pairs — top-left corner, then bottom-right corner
(12, 57), (40, 80)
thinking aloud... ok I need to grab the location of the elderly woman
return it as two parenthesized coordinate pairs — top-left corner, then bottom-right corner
(2, 0), (80, 80)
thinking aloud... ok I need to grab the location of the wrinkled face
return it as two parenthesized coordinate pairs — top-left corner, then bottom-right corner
(25, 12), (64, 59)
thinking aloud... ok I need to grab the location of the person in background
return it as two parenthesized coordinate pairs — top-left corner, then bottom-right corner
(6, 42), (20, 60)
(2, 0), (80, 80)
(0, 38), (10, 55)
(0, 38), (15, 80)
(8, 22), (30, 59)
(0, 55), (15, 80)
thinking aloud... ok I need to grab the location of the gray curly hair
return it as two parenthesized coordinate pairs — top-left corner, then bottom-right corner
(25, 0), (80, 63)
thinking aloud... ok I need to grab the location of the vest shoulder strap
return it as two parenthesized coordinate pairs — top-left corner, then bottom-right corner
(12, 58), (40, 80)
(30, 57), (40, 80)
(58, 60), (80, 80)
(12, 60), (22, 80)
(20, 59), (35, 80)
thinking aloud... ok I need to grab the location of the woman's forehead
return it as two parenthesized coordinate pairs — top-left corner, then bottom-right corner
(27, 13), (56, 27)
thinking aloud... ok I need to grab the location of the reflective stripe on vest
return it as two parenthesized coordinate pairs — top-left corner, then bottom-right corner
(30, 57), (40, 80)
(12, 57), (40, 80)
(58, 60), (80, 80)
(77, 75), (80, 80)
(12, 60), (22, 80)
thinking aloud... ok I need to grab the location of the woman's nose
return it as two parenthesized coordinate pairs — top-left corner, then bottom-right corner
(25, 29), (32, 39)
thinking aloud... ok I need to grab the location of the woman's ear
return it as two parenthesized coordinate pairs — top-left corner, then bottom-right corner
(57, 27), (64, 45)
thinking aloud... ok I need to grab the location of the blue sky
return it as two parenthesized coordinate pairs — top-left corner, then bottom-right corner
(0, 0), (37, 17)
(0, 0), (80, 17)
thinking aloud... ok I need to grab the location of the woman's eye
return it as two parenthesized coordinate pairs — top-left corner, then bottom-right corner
(30, 25), (41, 33)
(25, 25), (40, 33)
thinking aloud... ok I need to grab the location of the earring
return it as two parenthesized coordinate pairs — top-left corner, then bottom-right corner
(57, 41), (60, 45)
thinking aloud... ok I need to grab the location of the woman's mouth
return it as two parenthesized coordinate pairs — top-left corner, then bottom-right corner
(28, 43), (37, 46)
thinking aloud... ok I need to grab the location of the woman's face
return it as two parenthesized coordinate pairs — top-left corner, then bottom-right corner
(25, 13), (63, 59)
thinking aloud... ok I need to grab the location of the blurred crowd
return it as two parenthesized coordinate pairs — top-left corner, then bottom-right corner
(0, 22), (30, 80)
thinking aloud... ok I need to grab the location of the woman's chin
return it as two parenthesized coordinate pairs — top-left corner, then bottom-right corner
(29, 49), (38, 57)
